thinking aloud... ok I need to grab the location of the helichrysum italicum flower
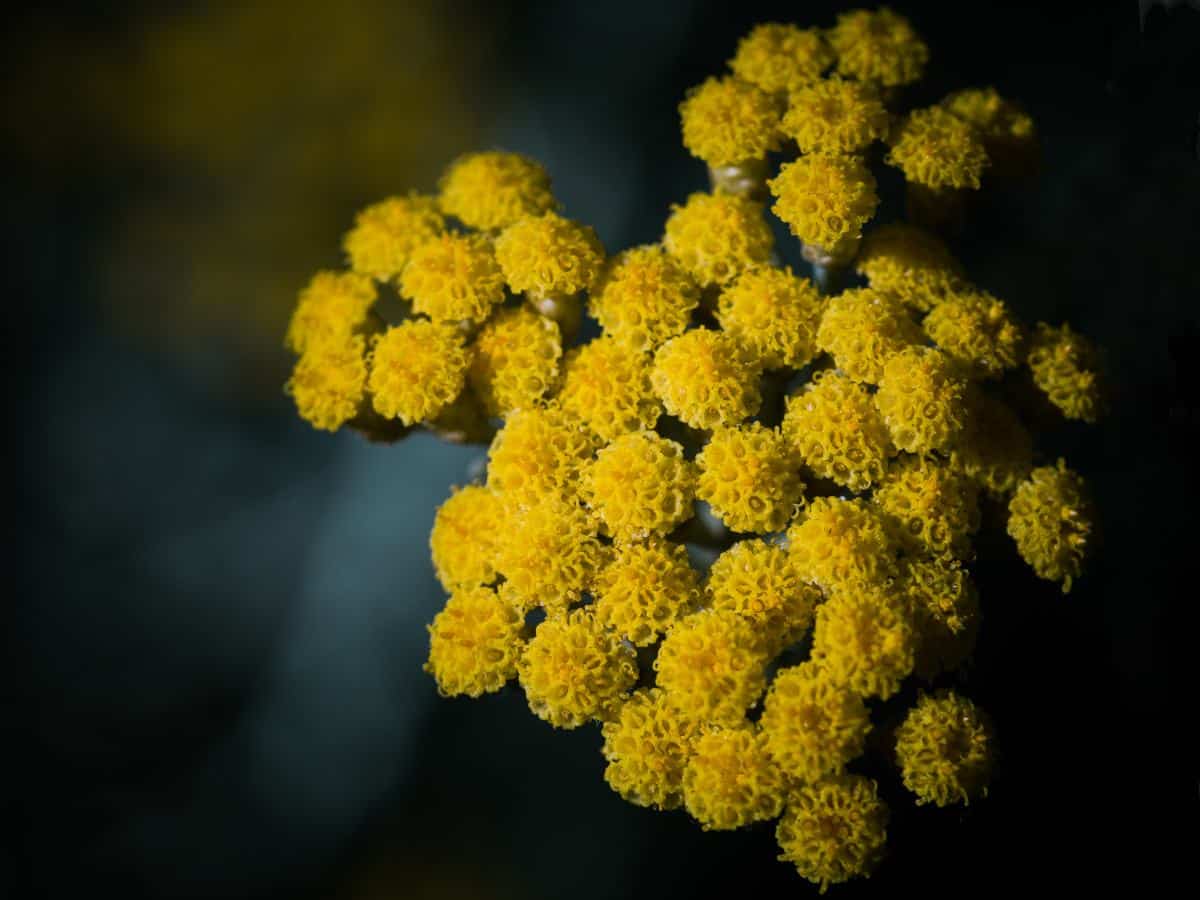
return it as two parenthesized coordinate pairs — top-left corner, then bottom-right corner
(424, 585), (524, 698)
(399, 233), (506, 325)
(592, 537), (700, 646)
(494, 211), (605, 298)
(588, 245), (700, 352)
(816, 287), (923, 384)
(855, 223), (969, 312)
(651, 328), (763, 430)
(366, 319), (470, 425)
(781, 370), (894, 492)
(901, 555), (981, 679)
(760, 663), (871, 783)
(782, 77), (889, 155)
(438, 150), (556, 231)
(1007, 460), (1093, 592)
(886, 106), (990, 190)
(342, 193), (445, 282)
(695, 423), (804, 534)
(285, 270), (377, 355)
(923, 289), (1025, 379)
(874, 346), (969, 454)
(518, 610), (638, 729)
(1027, 322), (1105, 423)
(951, 387), (1034, 498)
(601, 687), (702, 810)
(678, 76), (782, 167)
(873, 456), (981, 560)
(556, 337), (660, 441)
(429, 484), (505, 592)
(663, 191), (774, 288)
(683, 725), (786, 830)
(583, 431), (696, 541)
(942, 87), (1037, 177)
(716, 266), (824, 370)
(730, 23), (834, 95)
(788, 497), (899, 595)
(469, 305), (562, 416)
(706, 539), (819, 653)
(486, 404), (598, 508)
(828, 6), (928, 87)
(894, 690), (994, 806)
(776, 773), (889, 892)
(494, 494), (604, 613)
(811, 588), (916, 700)
(768, 153), (878, 256)
(285, 334), (368, 432)
(654, 608), (769, 725)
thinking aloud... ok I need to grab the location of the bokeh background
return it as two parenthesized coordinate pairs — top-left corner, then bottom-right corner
(6, 1), (1197, 897)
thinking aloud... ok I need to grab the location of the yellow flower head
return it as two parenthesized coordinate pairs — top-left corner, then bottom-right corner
(816, 287), (923, 384)
(1027, 322), (1105, 423)
(429, 484), (505, 592)
(768, 153), (878, 254)
(399, 233), (507, 325)
(438, 151), (556, 231)
(663, 192), (774, 288)
(592, 537), (700, 646)
(828, 6), (928, 87)
(782, 77), (889, 155)
(716, 266), (824, 370)
(923, 289), (1025, 379)
(873, 456), (980, 560)
(583, 431), (696, 541)
(285, 334), (367, 432)
(874, 346), (969, 454)
(588, 245), (700, 352)
(679, 76), (783, 166)
(495, 494), (605, 613)
(470, 305), (563, 416)
(759, 663), (871, 783)
(486, 404), (599, 508)
(730, 23), (834, 94)
(706, 539), (819, 653)
(683, 725), (786, 830)
(518, 610), (638, 729)
(651, 328), (763, 430)
(901, 555), (981, 679)
(942, 87), (1037, 176)
(950, 387), (1034, 498)
(696, 423), (804, 534)
(1007, 460), (1093, 592)
(601, 687), (702, 810)
(342, 193), (445, 282)
(366, 319), (470, 425)
(654, 608), (769, 725)
(424, 585), (524, 698)
(494, 211), (605, 297)
(886, 106), (989, 190)
(556, 337), (661, 442)
(788, 497), (899, 594)
(776, 774), (889, 892)
(781, 370), (894, 492)
(285, 270), (377, 356)
(894, 690), (994, 806)
(854, 223), (968, 312)
(811, 588), (916, 700)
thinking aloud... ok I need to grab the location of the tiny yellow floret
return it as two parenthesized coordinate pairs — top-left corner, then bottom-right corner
(679, 76), (782, 167)
(730, 23), (834, 94)
(768, 153), (878, 255)
(438, 151), (556, 231)
(556, 337), (661, 442)
(696, 423), (804, 534)
(1007, 460), (1093, 592)
(683, 726), (786, 830)
(343, 193), (445, 282)
(706, 539), (819, 653)
(367, 319), (470, 425)
(874, 345), (969, 454)
(424, 585), (524, 698)
(894, 690), (994, 806)
(429, 484), (505, 592)
(923, 289), (1025, 379)
(589, 245), (700, 352)
(285, 270), (377, 356)
(663, 192), (774, 288)
(816, 287), (923, 385)
(828, 6), (928, 87)
(583, 431), (696, 541)
(494, 211), (605, 298)
(651, 328), (763, 430)
(470, 305), (563, 416)
(1027, 322), (1105, 423)
(601, 688), (702, 810)
(400, 233), (506, 325)
(716, 266), (823, 370)
(855, 223), (968, 312)
(811, 588), (916, 700)
(782, 77), (888, 155)
(285, 335), (367, 432)
(592, 537), (700, 646)
(787, 497), (899, 595)
(886, 106), (989, 190)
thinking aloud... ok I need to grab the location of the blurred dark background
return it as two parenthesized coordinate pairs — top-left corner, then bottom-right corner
(5, 1), (1197, 897)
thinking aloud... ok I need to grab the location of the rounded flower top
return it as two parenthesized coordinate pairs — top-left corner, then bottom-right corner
(816, 287), (923, 384)
(683, 726), (786, 830)
(424, 585), (524, 698)
(1027, 322), (1105, 423)
(716, 266), (824, 370)
(556, 337), (660, 442)
(923, 289), (1025, 379)
(855, 223), (969, 312)
(810, 588), (916, 700)
(1007, 460), (1093, 592)
(706, 539), (819, 653)
(651, 328), (763, 430)
(950, 387), (1034, 498)
(342, 193), (445, 282)
(942, 87), (1037, 177)
(827, 6), (928, 87)
(729, 23), (834, 94)
(583, 430), (696, 541)
(601, 688), (702, 810)
(486, 404), (599, 508)
(438, 151), (556, 231)
(894, 690), (994, 806)
(874, 345), (969, 454)
(367, 319), (470, 426)
(429, 484), (505, 592)
(495, 494), (604, 613)
(494, 211), (605, 298)
(285, 270), (377, 356)
(285, 334), (367, 432)
(399, 233), (507, 325)
(695, 423), (804, 534)
(588, 245), (700, 352)
(768, 153), (878, 254)
(901, 555), (981, 680)
(470, 305), (562, 416)
(663, 192), (774, 288)
(788, 497), (899, 594)
(592, 537), (700, 646)
(782, 77), (888, 155)
(886, 106), (990, 190)
(679, 76), (783, 166)
(873, 455), (980, 560)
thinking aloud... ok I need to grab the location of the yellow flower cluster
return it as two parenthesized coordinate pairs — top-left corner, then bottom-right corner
(485, 404), (597, 506)
(679, 76), (782, 167)
(873, 456), (980, 560)
(557, 337), (660, 441)
(343, 193), (445, 283)
(894, 690), (994, 806)
(424, 585), (524, 698)
(1007, 460), (1094, 592)
(811, 588), (916, 700)
(584, 431), (696, 540)
(651, 328), (763, 430)
(942, 87), (1038, 177)
(367, 320), (470, 425)
(1027, 322), (1106, 423)
(760, 663), (871, 782)
(816, 287), (923, 384)
(923, 289), (1026, 379)
(887, 106), (990, 190)
(782, 78), (889, 155)
(285, 334), (368, 432)
(495, 211), (605, 298)
(663, 191), (774, 287)
(601, 688), (701, 810)
(400, 233), (506, 325)
(285, 270), (377, 356)
(429, 484), (504, 591)
(592, 538), (699, 646)
(470, 305), (563, 416)
(788, 497), (899, 594)
(696, 424), (804, 533)
(683, 726), (786, 830)
(855, 223), (968, 312)
(706, 539), (818, 652)
(827, 6), (928, 87)
(438, 151), (556, 231)
(589, 246), (700, 352)
(768, 153), (879, 255)
(951, 387), (1034, 498)
(875, 346), (969, 454)
(716, 266), (824, 370)
(901, 555), (981, 679)
(730, 23), (833, 95)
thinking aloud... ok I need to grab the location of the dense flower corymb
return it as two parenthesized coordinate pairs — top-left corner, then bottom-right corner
(601, 688), (701, 810)
(285, 270), (377, 356)
(706, 539), (819, 653)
